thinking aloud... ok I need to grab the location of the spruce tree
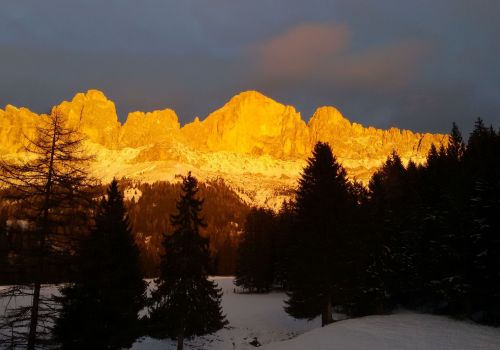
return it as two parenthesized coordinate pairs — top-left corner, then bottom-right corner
(285, 142), (357, 326)
(148, 172), (226, 350)
(235, 208), (276, 292)
(417, 124), (470, 314)
(274, 200), (295, 289)
(365, 152), (408, 311)
(465, 120), (500, 324)
(53, 179), (147, 349)
(447, 122), (465, 162)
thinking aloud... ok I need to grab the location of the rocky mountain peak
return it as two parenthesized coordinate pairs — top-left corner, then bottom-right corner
(228, 90), (274, 104)
(182, 90), (308, 157)
(57, 89), (121, 148)
(0, 90), (449, 206)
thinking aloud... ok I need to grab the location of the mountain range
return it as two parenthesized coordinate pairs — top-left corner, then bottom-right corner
(0, 90), (448, 208)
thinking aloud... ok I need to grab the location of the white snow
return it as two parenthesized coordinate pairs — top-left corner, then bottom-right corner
(132, 277), (500, 350)
(133, 277), (319, 350)
(2, 278), (499, 350)
(260, 312), (500, 350)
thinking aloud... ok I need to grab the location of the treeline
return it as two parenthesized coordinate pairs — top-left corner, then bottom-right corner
(235, 119), (500, 326)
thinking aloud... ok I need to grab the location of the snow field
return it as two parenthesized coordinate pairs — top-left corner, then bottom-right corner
(260, 312), (500, 350)
(1, 278), (499, 349)
(133, 277), (500, 350)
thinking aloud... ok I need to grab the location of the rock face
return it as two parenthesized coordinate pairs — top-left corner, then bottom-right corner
(0, 89), (448, 207)
(58, 89), (122, 148)
(309, 106), (442, 159)
(120, 109), (181, 148)
(0, 105), (39, 154)
(308, 106), (447, 179)
(182, 91), (310, 158)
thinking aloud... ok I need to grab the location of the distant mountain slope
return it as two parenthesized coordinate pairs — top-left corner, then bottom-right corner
(0, 90), (448, 208)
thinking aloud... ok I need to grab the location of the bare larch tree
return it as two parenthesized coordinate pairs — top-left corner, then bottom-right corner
(0, 107), (98, 350)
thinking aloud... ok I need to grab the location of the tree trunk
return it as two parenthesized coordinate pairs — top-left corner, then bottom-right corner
(177, 331), (184, 350)
(27, 281), (41, 350)
(321, 298), (333, 327)
(28, 120), (56, 350)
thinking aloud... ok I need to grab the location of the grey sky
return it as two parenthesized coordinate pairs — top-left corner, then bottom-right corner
(1, 0), (499, 134)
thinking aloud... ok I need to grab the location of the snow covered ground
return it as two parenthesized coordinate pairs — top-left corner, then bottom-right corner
(260, 312), (500, 350)
(133, 277), (500, 350)
(133, 276), (319, 350)
(2, 278), (500, 349)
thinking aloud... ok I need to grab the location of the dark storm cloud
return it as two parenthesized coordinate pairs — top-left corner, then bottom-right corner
(0, 0), (499, 134)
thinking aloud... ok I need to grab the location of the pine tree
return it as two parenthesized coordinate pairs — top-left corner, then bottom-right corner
(52, 179), (147, 349)
(235, 208), (276, 292)
(274, 200), (295, 289)
(447, 122), (465, 162)
(365, 151), (421, 311)
(0, 108), (96, 349)
(418, 124), (470, 314)
(285, 142), (357, 326)
(148, 172), (226, 350)
(468, 175), (500, 324)
(465, 121), (500, 324)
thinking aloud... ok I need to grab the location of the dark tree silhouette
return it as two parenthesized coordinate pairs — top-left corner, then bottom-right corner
(148, 172), (226, 350)
(357, 120), (500, 325)
(365, 151), (421, 312)
(464, 119), (500, 324)
(0, 206), (8, 272)
(447, 122), (465, 161)
(285, 142), (357, 326)
(274, 200), (296, 290)
(235, 208), (276, 292)
(52, 179), (147, 349)
(0, 108), (97, 350)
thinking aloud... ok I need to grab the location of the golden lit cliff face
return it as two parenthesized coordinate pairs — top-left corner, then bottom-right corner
(120, 109), (181, 148)
(58, 90), (122, 148)
(308, 106), (447, 179)
(0, 89), (447, 206)
(182, 91), (310, 158)
(0, 105), (37, 154)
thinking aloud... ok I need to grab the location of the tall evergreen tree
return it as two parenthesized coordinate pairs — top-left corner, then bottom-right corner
(465, 120), (500, 324)
(235, 208), (276, 292)
(285, 142), (357, 326)
(467, 174), (500, 324)
(53, 180), (147, 349)
(447, 122), (465, 162)
(274, 200), (295, 289)
(364, 151), (419, 311)
(417, 124), (470, 314)
(148, 172), (226, 350)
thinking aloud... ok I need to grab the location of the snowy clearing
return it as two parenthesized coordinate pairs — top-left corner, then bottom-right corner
(260, 312), (500, 350)
(2, 278), (499, 349)
(132, 276), (319, 350)
(133, 277), (500, 350)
